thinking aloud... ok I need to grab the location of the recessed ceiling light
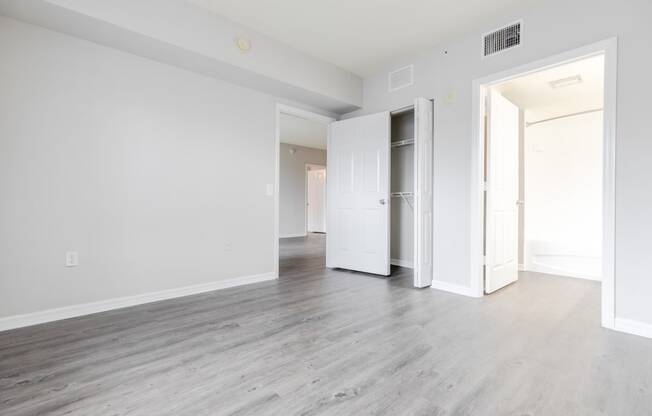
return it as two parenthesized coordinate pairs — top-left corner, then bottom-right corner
(235, 37), (251, 53)
(549, 75), (582, 89)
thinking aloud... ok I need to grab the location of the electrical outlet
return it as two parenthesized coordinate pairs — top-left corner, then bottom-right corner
(224, 242), (233, 252)
(65, 251), (79, 267)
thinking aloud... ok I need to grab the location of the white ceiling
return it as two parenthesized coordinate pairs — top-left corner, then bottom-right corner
(495, 54), (604, 119)
(280, 113), (328, 150)
(187, 0), (524, 76)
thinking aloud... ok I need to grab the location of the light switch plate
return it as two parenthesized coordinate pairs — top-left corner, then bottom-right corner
(65, 251), (79, 267)
(265, 183), (274, 196)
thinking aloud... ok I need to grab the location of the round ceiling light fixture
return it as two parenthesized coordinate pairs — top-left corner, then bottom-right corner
(235, 37), (251, 53)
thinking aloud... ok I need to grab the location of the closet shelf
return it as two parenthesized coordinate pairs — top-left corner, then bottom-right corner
(391, 191), (414, 209)
(391, 138), (414, 148)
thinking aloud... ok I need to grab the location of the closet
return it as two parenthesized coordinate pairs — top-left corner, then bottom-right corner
(390, 109), (415, 270)
(326, 97), (433, 288)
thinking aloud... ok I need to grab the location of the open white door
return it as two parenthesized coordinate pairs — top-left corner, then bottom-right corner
(306, 166), (326, 233)
(414, 98), (434, 288)
(326, 112), (390, 276)
(485, 90), (520, 293)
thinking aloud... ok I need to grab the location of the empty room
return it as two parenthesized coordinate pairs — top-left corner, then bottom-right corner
(1, 1), (651, 415)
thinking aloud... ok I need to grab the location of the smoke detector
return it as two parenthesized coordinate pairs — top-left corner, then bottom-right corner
(235, 37), (251, 52)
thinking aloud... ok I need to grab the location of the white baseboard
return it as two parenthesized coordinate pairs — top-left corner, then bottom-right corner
(525, 263), (601, 281)
(0, 272), (276, 332)
(279, 233), (307, 239)
(614, 318), (652, 339)
(430, 279), (481, 298)
(390, 258), (413, 269)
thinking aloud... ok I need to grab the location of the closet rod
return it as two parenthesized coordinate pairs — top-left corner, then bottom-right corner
(526, 108), (603, 127)
(391, 192), (414, 209)
(391, 138), (414, 148)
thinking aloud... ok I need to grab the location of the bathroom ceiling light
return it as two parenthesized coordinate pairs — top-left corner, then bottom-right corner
(549, 75), (582, 89)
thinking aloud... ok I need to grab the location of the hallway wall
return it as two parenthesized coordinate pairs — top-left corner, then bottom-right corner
(279, 144), (326, 238)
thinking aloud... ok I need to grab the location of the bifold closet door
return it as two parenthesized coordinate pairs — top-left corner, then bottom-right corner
(326, 112), (390, 276)
(414, 98), (434, 288)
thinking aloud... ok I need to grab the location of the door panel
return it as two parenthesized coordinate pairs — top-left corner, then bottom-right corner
(485, 90), (520, 293)
(414, 98), (434, 288)
(363, 150), (380, 192)
(326, 112), (390, 276)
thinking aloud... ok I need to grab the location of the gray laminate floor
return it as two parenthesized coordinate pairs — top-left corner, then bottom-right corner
(1, 233), (651, 415)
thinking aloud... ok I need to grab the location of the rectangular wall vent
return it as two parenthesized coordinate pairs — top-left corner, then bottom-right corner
(483, 21), (521, 57)
(388, 65), (413, 92)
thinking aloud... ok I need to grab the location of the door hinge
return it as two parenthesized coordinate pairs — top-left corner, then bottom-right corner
(482, 181), (488, 191)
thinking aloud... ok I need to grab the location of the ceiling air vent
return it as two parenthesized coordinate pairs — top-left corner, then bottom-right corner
(388, 65), (413, 92)
(483, 21), (521, 57)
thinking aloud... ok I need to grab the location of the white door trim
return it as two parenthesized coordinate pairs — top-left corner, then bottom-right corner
(275, 104), (335, 278)
(305, 163), (326, 233)
(470, 38), (618, 329)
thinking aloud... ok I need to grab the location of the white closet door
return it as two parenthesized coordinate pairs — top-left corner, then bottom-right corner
(326, 112), (390, 276)
(485, 90), (519, 293)
(414, 98), (434, 288)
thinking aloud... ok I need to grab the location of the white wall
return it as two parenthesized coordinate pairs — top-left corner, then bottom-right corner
(279, 144), (326, 238)
(0, 17), (277, 319)
(524, 111), (603, 280)
(345, 0), (652, 326)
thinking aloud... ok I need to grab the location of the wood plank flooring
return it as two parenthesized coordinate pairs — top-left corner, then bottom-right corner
(1, 233), (651, 415)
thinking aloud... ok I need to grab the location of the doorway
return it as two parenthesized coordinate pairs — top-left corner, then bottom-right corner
(306, 164), (326, 233)
(471, 39), (617, 328)
(274, 104), (334, 278)
(485, 54), (605, 294)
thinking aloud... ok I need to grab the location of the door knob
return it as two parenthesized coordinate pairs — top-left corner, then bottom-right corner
(379, 199), (386, 205)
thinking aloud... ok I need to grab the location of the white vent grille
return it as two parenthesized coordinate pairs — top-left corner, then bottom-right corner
(483, 21), (521, 57)
(388, 65), (413, 92)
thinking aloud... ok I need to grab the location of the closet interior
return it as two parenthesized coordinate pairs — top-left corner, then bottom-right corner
(390, 107), (415, 269)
